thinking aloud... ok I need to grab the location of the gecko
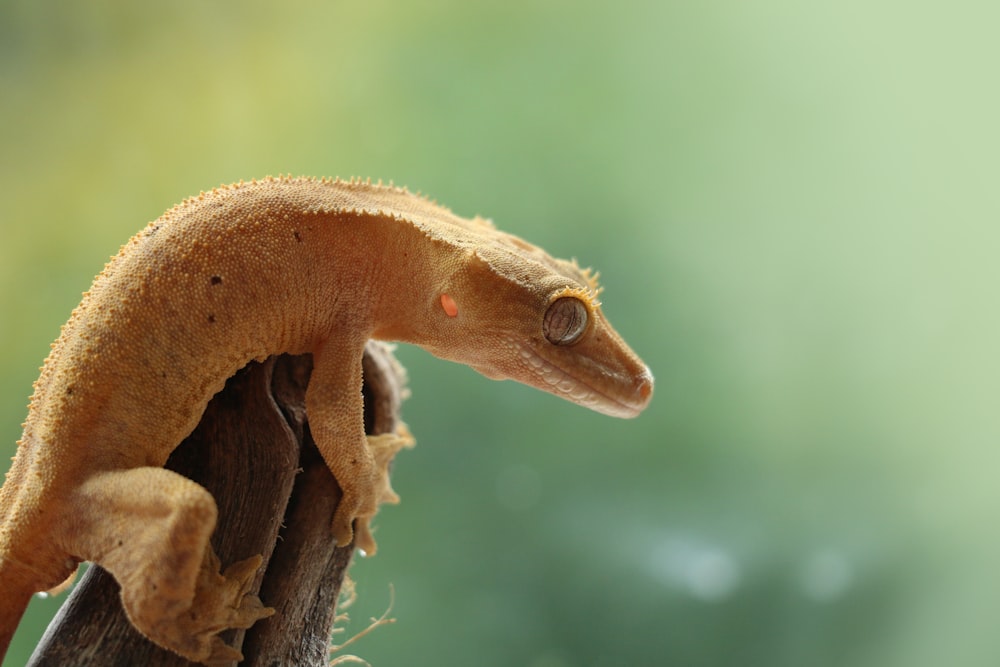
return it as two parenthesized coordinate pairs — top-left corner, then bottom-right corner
(0, 176), (653, 664)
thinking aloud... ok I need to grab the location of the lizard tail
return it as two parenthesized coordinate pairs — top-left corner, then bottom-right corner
(0, 556), (40, 664)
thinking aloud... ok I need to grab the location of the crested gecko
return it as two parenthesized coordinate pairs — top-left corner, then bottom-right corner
(0, 176), (653, 664)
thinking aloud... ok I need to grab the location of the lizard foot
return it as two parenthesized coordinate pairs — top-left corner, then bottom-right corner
(331, 426), (415, 556)
(137, 549), (274, 665)
(367, 426), (416, 507)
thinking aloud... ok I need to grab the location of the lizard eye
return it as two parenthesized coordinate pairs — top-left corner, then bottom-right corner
(543, 297), (588, 346)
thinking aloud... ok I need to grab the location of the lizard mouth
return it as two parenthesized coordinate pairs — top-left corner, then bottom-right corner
(506, 339), (652, 418)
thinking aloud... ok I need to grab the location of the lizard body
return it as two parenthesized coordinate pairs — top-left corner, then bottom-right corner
(0, 176), (652, 663)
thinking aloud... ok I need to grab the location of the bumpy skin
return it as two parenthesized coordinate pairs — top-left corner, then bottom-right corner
(0, 176), (653, 663)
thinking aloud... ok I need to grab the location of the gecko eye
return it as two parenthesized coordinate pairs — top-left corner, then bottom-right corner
(543, 297), (588, 346)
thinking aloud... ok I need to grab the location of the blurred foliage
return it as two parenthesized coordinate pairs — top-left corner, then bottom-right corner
(2, 1), (999, 666)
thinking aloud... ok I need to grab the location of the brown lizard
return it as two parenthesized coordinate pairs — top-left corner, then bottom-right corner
(0, 176), (653, 664)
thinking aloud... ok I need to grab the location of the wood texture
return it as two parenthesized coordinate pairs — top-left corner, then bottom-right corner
(27, 343), (407, 666)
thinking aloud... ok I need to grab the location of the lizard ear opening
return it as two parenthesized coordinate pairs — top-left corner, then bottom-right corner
(440, 293), (459, 318)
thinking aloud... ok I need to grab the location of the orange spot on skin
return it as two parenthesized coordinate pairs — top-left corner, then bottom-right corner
(440, 293), (458, 317)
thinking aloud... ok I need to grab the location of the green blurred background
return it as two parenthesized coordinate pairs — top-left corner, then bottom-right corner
(2, 1), (998, 665)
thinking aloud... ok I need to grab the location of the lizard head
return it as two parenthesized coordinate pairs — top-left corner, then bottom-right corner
(418, 235), (654, 418)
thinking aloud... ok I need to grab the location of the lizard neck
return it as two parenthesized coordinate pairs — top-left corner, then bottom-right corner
(367, 217), (461, 344)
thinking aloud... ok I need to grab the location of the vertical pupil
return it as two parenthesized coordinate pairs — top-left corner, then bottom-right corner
(544, 297), (587, 344)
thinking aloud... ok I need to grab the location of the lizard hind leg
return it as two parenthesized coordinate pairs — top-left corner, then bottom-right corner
(66, 468), (274, 664)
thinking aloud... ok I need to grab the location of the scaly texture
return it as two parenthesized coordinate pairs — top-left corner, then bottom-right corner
(0, 176), (653, 663)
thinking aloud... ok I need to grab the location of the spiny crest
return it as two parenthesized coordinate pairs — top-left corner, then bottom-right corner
(572, 260), (603, 296)
(470, 215), (496, 231)
(552, 284), (602, 311)
(165, 175), (469, 220)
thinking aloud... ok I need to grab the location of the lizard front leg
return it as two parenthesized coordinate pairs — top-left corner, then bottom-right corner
(305, 338), (385, 554)
(65, 468), (273, 664)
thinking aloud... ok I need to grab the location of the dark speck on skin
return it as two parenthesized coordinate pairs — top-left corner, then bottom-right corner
(210, 276), (222, 286)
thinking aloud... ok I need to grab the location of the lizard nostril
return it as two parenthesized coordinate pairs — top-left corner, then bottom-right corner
(636, 367), (654, 405)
